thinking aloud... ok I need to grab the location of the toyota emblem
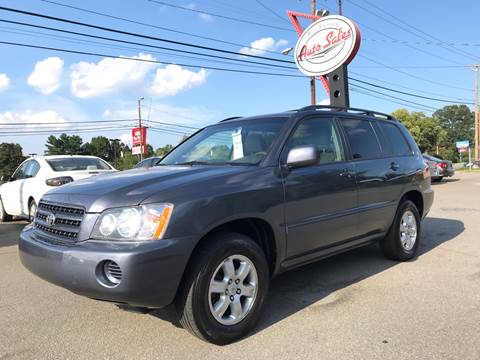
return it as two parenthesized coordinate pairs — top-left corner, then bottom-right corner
(46, 213), (56, 227)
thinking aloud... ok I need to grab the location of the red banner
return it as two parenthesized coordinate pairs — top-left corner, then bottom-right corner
(132, 127), (147, 146)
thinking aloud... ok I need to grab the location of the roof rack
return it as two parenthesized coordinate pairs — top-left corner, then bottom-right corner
(219, 116), (243, 123)
(298, 105), (394, 121)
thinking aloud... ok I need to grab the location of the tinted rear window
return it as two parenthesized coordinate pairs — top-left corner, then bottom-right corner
(378, 121), (411, 156)
(340, 118), (382, 160)
(46, 158), (111, 171)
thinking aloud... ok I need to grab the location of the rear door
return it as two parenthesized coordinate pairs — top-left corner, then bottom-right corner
(282, 116), (358, 258)
(338, 117), (401, 237)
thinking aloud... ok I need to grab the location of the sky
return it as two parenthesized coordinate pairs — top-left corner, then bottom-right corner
(0, 0), (478, 155)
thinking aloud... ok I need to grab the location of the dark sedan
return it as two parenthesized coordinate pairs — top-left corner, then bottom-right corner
(423, 154), (455, 181)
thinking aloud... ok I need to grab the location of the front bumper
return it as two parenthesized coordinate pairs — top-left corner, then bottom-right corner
(19, 226), (196, 308)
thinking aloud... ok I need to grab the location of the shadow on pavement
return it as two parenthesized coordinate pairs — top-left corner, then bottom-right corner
(0, 221), (27, 248)
(151, 217), (464, 336)
(432, 178), (460, 185)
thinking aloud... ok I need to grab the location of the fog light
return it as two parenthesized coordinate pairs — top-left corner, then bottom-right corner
(101, 260), (122, 286)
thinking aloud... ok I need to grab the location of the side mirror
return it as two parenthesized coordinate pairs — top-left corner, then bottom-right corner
(286, 145), (318, 168)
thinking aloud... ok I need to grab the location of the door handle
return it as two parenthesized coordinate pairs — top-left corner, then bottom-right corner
(339, 168), (354, 179)
(390, 162), (400, 171)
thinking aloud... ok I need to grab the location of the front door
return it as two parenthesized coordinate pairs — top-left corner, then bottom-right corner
(282, 116), (358, 259)
(1, 160), (30, 215)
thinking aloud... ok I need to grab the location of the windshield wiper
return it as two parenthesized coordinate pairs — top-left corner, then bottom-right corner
(174, 161), (212, 166)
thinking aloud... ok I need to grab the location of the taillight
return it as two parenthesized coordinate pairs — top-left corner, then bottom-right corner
(436, 163), (447, 169)
(45, 176), (74, 186)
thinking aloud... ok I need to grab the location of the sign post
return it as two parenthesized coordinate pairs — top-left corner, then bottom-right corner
(456, 140), (470, 166)
(132, 127), (147, 156)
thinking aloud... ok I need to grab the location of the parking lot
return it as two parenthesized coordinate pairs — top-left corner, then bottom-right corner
(0, 173), (479, 360)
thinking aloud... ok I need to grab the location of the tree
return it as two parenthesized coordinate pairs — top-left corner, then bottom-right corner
(155, 144), (173, 157)
(87, 136), (113, 162)
(45, 134), (84, 155)
(392, 109), (446, 154)
(0, 143), (26, 180)
(432, 105), (474, 161)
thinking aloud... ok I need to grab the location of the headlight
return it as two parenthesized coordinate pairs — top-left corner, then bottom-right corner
(91, 204), (174, 241)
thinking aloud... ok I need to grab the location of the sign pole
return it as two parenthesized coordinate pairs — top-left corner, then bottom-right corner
(475, 64), (479, 161)
(310, 0), (316, 105)
(137, 97), (144, 161)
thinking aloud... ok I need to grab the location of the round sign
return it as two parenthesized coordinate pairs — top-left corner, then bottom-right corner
(294, 15), (361, 76)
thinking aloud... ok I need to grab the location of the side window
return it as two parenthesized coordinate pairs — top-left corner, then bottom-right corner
(340, 118), (382, 160)
(11, 161), (29, 181)
(377, 121), (412, 156)
(287, 117), (344, 164)
(25, 160), (40, 178)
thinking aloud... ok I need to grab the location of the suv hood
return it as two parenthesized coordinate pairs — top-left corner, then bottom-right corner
(42, 165), (252, 213)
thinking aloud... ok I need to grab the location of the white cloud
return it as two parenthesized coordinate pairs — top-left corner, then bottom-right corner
(150, 65), (207, 97)
(0, 110), (69, 129)
(185, 3), (214, 22)
(70, 53), (156, 98)
(318, 98), (330, 105)
(27, 57), (64, 94)
(119, 132), (133, 147)
(0, 73), (10, 92)
(240, 37), (288, 56)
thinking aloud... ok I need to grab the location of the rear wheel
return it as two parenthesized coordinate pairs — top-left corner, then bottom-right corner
(381, 200), (421, 261)
(175, 232), (269, 345)
(0, 197), (12, 222)
(28, 199), (37, 222)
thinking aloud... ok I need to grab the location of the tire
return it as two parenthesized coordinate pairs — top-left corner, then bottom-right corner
(0, 196), (13, 222)
(175, 232), (270, 345)
(434, 176), (443, 182)
(381, 200), (421, 261)
(28, 199), (37, 223)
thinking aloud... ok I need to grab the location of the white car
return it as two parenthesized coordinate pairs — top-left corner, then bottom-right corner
(0, 155), (116, 221)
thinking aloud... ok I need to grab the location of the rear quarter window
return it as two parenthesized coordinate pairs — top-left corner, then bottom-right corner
(377, 121), (412, 156)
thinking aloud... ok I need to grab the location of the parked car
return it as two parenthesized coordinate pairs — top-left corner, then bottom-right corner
(19, 106), (433, 344)
(133, 156), (161, 169)
(0, 155), (116, 222)
(422, 154), (454, 181)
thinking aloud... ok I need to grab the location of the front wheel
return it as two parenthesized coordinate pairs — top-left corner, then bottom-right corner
(175, 232), (270, 345)
(381, 200), (421, 261)
(0, 196), (13, 222)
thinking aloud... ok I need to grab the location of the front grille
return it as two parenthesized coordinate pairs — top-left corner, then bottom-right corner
(33, 200), (85, 244)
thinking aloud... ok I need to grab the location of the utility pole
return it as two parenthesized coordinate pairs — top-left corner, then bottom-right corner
(137, 96), (144, 161)
(310, 0), (316, 105)
(338, 0), (342, 15)
(475, 64), (479, 161)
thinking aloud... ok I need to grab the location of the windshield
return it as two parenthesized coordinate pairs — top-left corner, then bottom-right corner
(47, 157), (112, 172)
(160, 118), (285, 166)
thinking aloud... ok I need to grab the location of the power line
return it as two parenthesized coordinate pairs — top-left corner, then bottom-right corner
(350, 83), (438, 111)
(350, 87), (434, 113)
(254, 0), (289, 23)
(347, 0), (479, 62)
(0, 40), (306, 78)
(0, 18), (296, 70)
(348, 70), (474, 102)
(0, 119), (137, 126)
(0, 24), (299, 72)
(38, 0), (285, 55)
(0, 6), (293, 64)
(147, 0), (293, 32)
(349, 77), (475, 105)
(359, 54), (474, 92)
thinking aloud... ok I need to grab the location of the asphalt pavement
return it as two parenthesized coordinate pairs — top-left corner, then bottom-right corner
(1, 173), (479, 359)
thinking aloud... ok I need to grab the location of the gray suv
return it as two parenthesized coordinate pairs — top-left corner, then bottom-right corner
(19, 106), (434, 344)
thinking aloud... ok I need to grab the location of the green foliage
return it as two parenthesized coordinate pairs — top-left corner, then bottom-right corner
(45, 134), (84, 155)
(86, 136), (113, 162)
(433, 105), (474, 145)
(155, 144), (174, 158)
(0, 143), (26, 180)
(392, 109), (446, 154)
